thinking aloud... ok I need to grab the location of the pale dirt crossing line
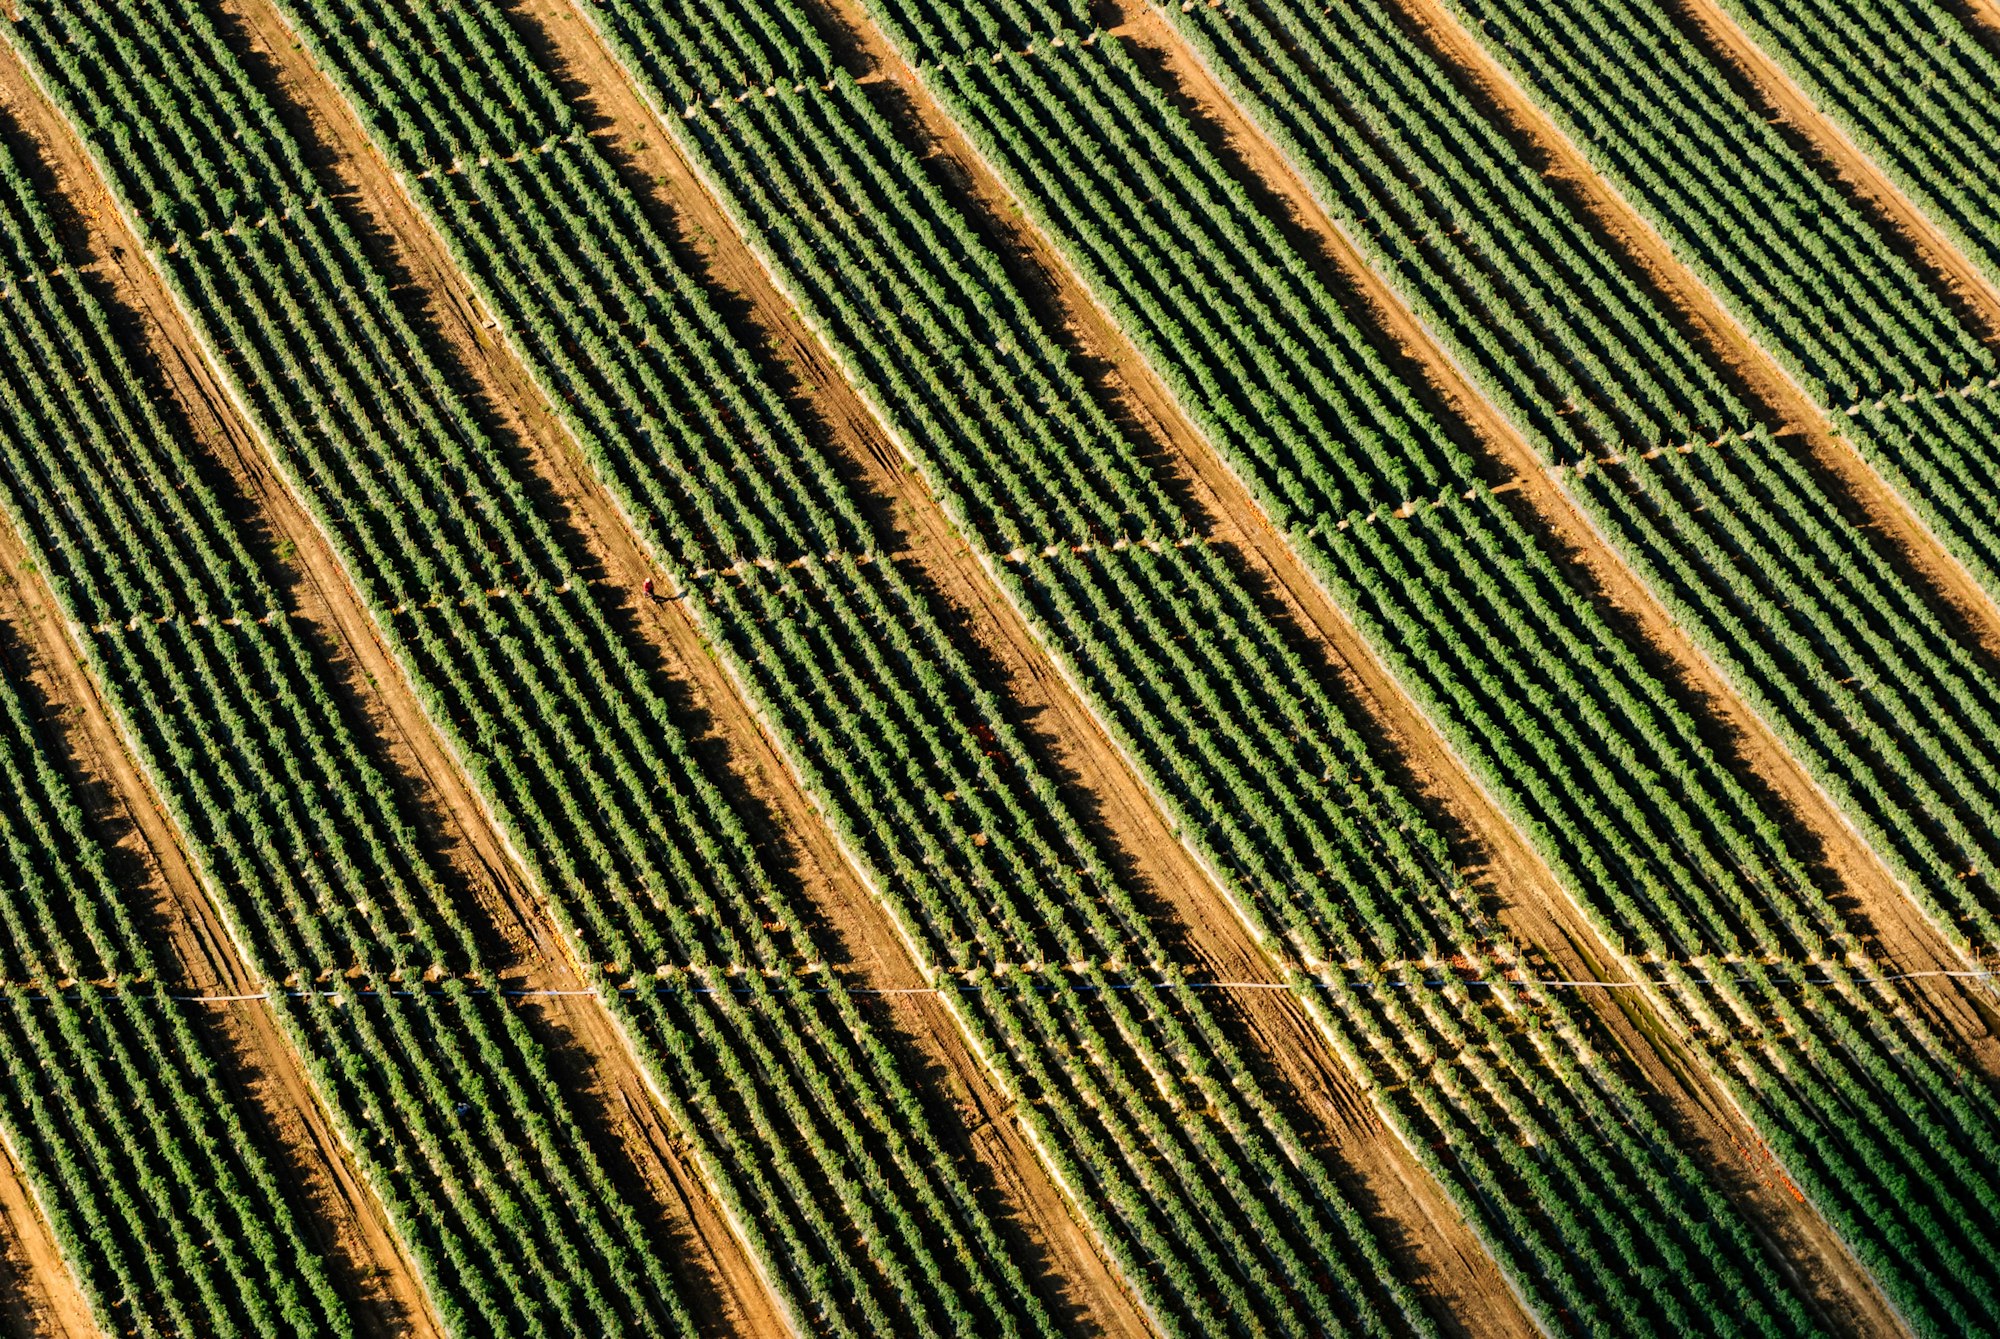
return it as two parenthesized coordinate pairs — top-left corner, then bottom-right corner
(827, 0), (1922, 1328)
(0, 395), (443, 1336)
(225, 0), (1154, 1331)
(1091, 3), (2000, 1329)
(70, 1), (807, 1330)
(1379, 0), (2000, 681)
(557, 0), (1547, 1329)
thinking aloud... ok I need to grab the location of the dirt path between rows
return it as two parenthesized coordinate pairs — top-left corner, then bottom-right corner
(0, 517), (439, 1339)
(223, 0), (1154, 1332)
(1644, 0), (2000, 655)
(1672, 0), (2000, 332)
(816, 0), (1929, 1328)
(535, 0), (1546, 1330)
(1385, 0), (2000, 673)
(1371, 0), (2000, 1056)
(1957, 0), (2000, 39)
(1, 26), (787, 1338)
(0, 1136), (93, 1339)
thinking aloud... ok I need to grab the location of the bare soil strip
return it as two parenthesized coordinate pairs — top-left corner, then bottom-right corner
(0, 515), (440, 1339)
(809, 0), (1944, 1328)
(220, 0), (1156, 1331)
(1, 31), (775, 1339)
(360, 0), (1534, 1327)
(0, 1135), (94, 1339)
(1958, 0), (2000, 39)
(1669, 0), (2000, 331)
(1370, 0), (2000, 1048)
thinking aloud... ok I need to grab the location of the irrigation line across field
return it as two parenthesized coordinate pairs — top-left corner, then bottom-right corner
(11, 967), (1997, 1006)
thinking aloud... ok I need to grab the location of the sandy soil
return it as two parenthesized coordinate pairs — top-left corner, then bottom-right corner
(217, 0), (1165, 1330)
(1669, 0), (2000, 333)
(58, 2), (816, 1330)
(0, 1135), (94, 1339)
(816, 0), (1942, 1328)
(1102, 0), (2000, 1326)
(1957, 0), (2000, 39)
(1378, 0), (2000, 1061)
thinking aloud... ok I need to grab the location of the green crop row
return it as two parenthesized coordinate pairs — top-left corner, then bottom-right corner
(0, 12), (700, 1332)
(577, 0), (1844, 1331)
(268, 0), (1453, 1331)
(829, 0), (2000, 1330)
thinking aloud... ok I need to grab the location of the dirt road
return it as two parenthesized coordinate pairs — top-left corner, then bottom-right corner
(0, 1136), (94, 1339)
(2, 25), (780, 1336)
(0, 514), (440, 1339)
(544, 0), (1556, 1328)
(815, 0), (1928, 1327)
(1673, 0), (2000, 331)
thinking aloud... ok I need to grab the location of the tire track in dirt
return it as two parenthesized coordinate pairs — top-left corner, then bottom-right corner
(224, 0), (1142, 1332)
(0, 69), (449, 1339)
(1670, 0), (2000, 331)
(0, 1134), (94, 1339)
(2, 27), (776, 1339)
(542, 0), (1550, 1331)
(1363, 0), (2000, 1065)
(819, 0), (1921, 1330)
(1959, 0), (2000, 39)
(0, 522), (440, 1339)
(1384, 0), (2000, 693)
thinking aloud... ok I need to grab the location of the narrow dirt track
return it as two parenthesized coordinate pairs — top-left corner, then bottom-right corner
(0, 1137), (93, 1339)
(434, 0), (1528, 1327)
(529, 0), (1560, 1330)
(1368, 0), (2000, 1055)
(516, 0), (1832, 1335)
(1669, 0), (2000, 332)
(803, 0), (1936, 1329)
(0, 519), (442, 1339)
(1, 27), (788, 1339)
(1959, 0), (2000, 38)
(0, 1150), (91, 1339)
(223, 0), (1160, 1332)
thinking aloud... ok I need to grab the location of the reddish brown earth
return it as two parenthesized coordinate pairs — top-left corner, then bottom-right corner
(256, 0), (1539, 1325)
(1, 29), (771, 1339)
(0, 1137), (94, 1339)
(540, 0), (1545, 1329)
(799, 0), (1930, 1329)
(1370, 0), (2000, 1067)
(1961, 0), (2000, 38)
